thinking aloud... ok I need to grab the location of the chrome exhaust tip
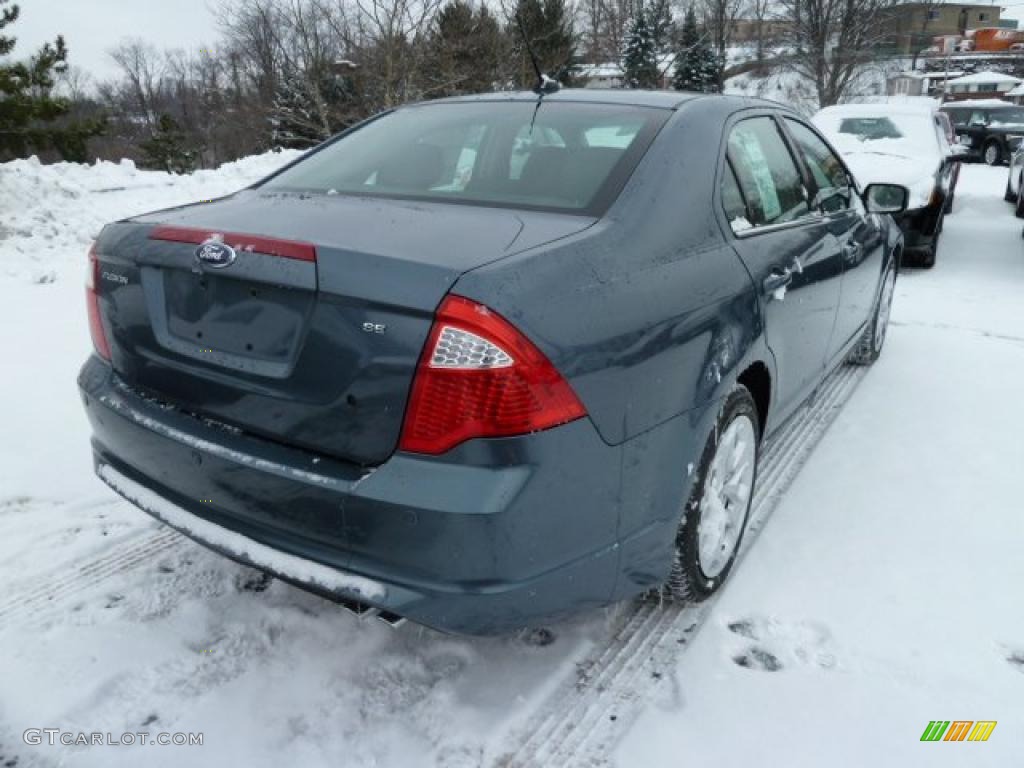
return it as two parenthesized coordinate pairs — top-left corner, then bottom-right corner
(338, 596), (374, 617)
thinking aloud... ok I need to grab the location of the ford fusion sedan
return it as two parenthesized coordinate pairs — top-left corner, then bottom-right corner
(813, 102), (957, 269)
(79, 90), (907, 635)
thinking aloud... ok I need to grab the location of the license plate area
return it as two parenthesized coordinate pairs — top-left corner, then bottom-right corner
(164, 269), (309, 362)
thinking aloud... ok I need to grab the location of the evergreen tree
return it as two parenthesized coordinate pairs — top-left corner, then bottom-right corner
(0, 1), (104, 161)
(431, 0), (503, 97)
(270, 62), (361, 149)
(139, 114), (197, 174)
(672, 7), (720, 93)
(269, 68), (330, 149)
(622, 4), (659, 89)
(648, 0), (674, 55)
(510, 0), (576, 88)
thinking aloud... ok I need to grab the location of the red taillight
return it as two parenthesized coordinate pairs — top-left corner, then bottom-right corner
(86, 244), (111, 360)
(398, 295), (587, 455)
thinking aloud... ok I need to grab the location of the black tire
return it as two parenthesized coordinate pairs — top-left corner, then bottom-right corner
(1015, 183), (1024, 219)
(913, 213), (943, 268)
(983, 141), (1003, 166)
(665, 386), (760, 602)
(849, 261), (897, 366)
(1005, 178), (1015, 202)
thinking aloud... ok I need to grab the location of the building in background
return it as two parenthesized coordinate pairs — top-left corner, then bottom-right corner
(943, 69), (1022, 99)
(888, 70), (967, 97)
(888, 3), (1003, 55)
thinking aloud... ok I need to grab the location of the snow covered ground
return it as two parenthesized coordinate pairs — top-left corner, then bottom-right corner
(1, 156), (1022, 767)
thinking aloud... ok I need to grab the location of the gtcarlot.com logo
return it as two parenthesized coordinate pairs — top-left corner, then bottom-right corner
(921, 720), (997, 742)
(24, 729), (204, 747)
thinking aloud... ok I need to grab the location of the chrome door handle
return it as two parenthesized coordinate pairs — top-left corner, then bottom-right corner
(763, 268), (793, 294)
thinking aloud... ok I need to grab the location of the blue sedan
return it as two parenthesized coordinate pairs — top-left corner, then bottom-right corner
(79, 90), (907, 634)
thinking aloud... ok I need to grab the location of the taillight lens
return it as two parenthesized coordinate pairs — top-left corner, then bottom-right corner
(86, 244), (111, 360)
(398, 295), (587, 454)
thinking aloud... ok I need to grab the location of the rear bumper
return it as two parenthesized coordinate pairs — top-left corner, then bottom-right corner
(79, 356), (702, 634)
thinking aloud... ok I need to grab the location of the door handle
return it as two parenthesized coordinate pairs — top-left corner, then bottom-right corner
(842, 241), (862, 261)
(763, 268), (793, 294)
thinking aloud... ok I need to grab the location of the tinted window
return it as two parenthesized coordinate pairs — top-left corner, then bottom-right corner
(944, 109), (969, 127)
(785, 119), (851, 213)
(262, 102), (668, 214)
(987, 108), (1024, 127)
(837, 117), (903, 140)
(726, 117), (809, 228)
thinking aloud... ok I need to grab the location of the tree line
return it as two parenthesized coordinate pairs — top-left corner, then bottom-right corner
(1, 0), (907, 171)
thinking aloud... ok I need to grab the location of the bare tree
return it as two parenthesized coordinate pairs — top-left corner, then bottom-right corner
(107, 39), (164, 129)
(907, 0), (943, 69)
(747, 0), (774, 65)
(700, 0), (745, 88)
(577, 0), (633, 62)
(776, 0), (900, 107)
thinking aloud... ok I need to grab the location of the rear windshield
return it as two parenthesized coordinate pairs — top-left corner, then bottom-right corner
(838, 117), (903, 140)
(260, 101), (668, 215)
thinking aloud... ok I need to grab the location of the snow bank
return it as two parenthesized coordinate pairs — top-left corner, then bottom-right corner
(0, 150), (302, 283)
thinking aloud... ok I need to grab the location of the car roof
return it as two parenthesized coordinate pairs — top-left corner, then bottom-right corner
(815, 101), (938, 118)
(940, 99), (1015, 109)
(408, 88), (793, 113)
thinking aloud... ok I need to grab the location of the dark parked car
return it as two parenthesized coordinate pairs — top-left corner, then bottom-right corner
(80, 91), (907, 635)
(941, 100), (1024, 166)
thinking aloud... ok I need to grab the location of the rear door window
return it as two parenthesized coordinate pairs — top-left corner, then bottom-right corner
(721, 163), (752, 233)
(726, 117), (810, 228)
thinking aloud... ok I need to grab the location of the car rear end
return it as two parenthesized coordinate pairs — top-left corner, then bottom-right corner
(79, 98), (669, 634)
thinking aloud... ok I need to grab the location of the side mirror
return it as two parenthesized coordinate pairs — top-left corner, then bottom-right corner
(863, 183), (909, 214)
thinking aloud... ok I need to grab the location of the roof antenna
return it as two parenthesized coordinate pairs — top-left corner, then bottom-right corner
(515, 12), (560, 95)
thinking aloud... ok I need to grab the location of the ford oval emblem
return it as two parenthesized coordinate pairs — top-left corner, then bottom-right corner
(195, 241), (237, 269)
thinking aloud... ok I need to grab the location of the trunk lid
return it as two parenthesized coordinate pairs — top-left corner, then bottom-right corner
(93, 191), (594, 465)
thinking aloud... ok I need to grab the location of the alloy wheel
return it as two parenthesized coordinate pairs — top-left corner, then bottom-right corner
(697, 414), (757, 579)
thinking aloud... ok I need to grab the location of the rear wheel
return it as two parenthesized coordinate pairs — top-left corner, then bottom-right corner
(665, 386), (759, 602)
(849, 262), (896, 366)
(984, 141), (1003, 166)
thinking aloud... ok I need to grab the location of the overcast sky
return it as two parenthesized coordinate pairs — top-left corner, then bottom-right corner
(7, 0), (218, 82)
(4, 0), (1022, 85)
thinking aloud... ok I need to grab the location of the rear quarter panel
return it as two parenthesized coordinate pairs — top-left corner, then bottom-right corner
(453, 98), (768, 448)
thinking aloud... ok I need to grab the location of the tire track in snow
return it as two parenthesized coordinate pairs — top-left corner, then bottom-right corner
(501, 365), (865, 768)
(0, 527), (185, 625)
